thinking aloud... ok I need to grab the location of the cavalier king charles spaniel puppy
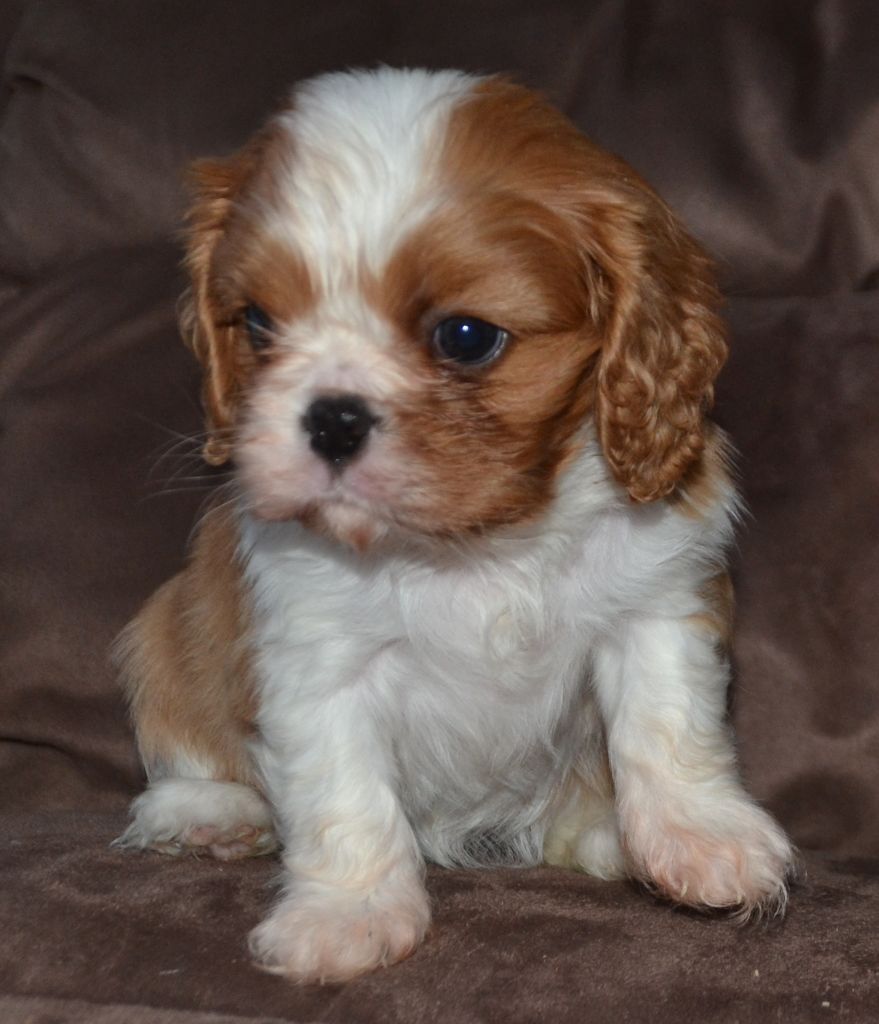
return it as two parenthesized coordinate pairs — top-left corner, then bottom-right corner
(116, 67), (794, 983)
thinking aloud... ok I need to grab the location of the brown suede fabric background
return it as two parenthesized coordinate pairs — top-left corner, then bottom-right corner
(1, 2), (877, 1022)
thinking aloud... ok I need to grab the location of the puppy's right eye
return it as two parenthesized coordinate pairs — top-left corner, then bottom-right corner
(243, 303), (274, 350)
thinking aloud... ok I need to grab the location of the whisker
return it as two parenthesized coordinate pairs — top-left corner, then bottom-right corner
(148, 474), (223, 489)
(122, 414), (237, 498)
(140, 481), (225, 502)
(186, 481), (243, 546)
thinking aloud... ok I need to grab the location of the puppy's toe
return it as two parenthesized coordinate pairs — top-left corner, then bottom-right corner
(636, 802), (795, 917)
(185, 824), (279, 860)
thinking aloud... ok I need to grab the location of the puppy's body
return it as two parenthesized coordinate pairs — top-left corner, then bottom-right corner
(118, 68), (794, 982)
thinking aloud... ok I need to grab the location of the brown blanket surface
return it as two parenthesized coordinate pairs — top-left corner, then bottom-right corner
(1, 812), (877, 1024)
(1, 3), (877, 1021)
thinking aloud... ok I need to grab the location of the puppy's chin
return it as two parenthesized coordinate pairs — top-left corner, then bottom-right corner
(305, 502), (390, 553)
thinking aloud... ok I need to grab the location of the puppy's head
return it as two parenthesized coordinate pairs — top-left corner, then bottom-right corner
(181, 68), (726, 549)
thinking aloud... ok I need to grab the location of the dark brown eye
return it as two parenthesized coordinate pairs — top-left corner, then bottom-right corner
(432, 316), (508, 366)
(244, 303), (274, 349)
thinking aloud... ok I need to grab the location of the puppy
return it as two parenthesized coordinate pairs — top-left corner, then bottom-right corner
(116, 67), (795, 983)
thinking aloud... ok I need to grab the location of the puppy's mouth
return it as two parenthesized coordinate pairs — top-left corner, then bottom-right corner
(247, 468), (386, 519)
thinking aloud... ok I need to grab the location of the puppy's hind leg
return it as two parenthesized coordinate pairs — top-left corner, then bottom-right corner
(117, 776), (277, 861)
(543, 717), (627, 881)
(114, 510), (278, 861)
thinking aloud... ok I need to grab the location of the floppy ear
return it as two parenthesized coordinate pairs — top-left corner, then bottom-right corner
(178, 148), (260, 466)
(584, 182), (728, 502)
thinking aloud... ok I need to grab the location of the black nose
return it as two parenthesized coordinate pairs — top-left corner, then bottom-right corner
(302, 394), (378, 466)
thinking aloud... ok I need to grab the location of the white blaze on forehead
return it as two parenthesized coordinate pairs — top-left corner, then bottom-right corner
(267, 300), (424, 405)
(263, 68), (479, 290)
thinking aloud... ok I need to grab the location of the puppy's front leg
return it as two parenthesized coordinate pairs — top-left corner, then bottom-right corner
(250, 688), (429, 983)
(595, 613), (794, 915)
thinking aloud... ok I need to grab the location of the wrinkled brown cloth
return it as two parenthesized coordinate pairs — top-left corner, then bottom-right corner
(1, 3), (877, 1022)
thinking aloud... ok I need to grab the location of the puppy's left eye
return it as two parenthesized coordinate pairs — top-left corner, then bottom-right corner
(432, 316), (509, 367)
(243, 303), (274, 349)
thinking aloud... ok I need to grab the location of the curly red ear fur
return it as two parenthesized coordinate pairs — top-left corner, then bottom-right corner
(584, 184), (727, 502)
(444, 76), (727, 504)
(180, 137), (273, 466)
(178, 160), (238, 465)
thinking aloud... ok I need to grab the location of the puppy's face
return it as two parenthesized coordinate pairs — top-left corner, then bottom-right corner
(183, 71), (726, 549)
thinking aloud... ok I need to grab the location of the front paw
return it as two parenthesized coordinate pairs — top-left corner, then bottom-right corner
(630, 799), (796, 917)
(249, 881), (431, 983)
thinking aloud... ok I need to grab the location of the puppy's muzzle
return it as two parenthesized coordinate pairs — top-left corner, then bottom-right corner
(302, 394), (378, 468)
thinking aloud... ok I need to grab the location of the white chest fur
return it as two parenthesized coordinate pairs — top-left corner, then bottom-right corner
(238, 444), (736, 865)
